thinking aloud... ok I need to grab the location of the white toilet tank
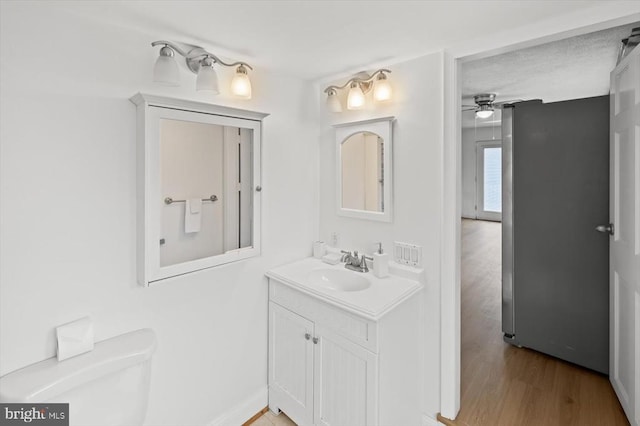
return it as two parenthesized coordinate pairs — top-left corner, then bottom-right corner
(0, 328), (157, 426)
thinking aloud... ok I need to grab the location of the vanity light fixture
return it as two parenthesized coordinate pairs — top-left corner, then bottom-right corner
(324, 69), (392, 112)
(326, 88), (342, 112)
(153, 45), (179, 86)
(231, 64), (252, 99)
(347, 82), (366, 110)
(373, 72), (392, 101)
(152, 40), (253, 98)
(195, 56), (219, 93)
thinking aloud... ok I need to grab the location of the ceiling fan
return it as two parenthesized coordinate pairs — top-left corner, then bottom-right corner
(462, 93), (522, 119)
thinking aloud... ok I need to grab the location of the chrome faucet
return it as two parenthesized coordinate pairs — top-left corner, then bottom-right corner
(340, 250), (351, 263)
(340, 250), (372, 273)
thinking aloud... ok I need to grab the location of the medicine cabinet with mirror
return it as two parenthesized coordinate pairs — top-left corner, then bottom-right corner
(334, 117), (394, 222)
(131, 93), (268, 286)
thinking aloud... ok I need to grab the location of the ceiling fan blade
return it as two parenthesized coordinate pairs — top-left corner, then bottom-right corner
(494, 99), (524, 106)
(462, 107), (476, 111)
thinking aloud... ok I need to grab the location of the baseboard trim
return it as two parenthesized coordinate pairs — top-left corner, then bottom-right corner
(242, 406), (268, 426)
(436, 412), (456, 425)
(422, 413), (443, 426)
(207, 387), (268, 426)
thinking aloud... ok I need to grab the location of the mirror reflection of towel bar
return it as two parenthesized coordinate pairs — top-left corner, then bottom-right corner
(164, 195), (218, 205)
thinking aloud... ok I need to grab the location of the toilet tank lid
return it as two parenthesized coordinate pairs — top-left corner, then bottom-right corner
(0, 328), (157, 402)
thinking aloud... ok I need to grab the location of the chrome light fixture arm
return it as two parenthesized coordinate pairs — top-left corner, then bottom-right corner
(323, 69), (391, 94)
(151, 40), (253, 74)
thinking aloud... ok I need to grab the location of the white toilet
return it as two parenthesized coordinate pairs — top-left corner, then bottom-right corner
(0, 328), (157, 426)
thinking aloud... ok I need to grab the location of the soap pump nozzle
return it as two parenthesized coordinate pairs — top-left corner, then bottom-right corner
(377, 242), (383, 254)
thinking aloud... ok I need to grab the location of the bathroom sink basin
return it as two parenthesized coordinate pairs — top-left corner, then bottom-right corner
(307, 269), (371, 292)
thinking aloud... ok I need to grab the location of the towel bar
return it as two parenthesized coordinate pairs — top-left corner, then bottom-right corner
(164, 195), (218, 205)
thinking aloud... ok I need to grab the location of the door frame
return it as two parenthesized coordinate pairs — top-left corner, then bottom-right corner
(475, 140), (502, 222)
(439, 8), (640, 420)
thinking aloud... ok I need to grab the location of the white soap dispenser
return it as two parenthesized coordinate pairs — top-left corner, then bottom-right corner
(373, 242), (389, 278)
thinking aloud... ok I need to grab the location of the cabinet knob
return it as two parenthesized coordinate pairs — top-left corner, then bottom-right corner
(312, 337), (319, 344)
(304, 333), (311, 340)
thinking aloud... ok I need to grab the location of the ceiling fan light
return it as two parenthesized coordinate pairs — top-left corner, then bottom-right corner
(347, 83), (365, 110)
(476, 104), (494, 119)
(476, 110), (494, 119)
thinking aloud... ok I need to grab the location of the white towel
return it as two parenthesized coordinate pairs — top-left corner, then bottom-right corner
(185, 198), (202, 233)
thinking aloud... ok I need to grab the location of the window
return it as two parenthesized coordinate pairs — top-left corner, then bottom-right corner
(476, 141), (502, 221)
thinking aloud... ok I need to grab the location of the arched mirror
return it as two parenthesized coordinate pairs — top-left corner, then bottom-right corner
(335, 117), (394, 222)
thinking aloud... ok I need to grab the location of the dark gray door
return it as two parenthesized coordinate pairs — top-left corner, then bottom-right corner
(509, 96), (610, 374)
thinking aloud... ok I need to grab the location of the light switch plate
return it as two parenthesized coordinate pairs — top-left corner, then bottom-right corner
(393, 241), (422, 267)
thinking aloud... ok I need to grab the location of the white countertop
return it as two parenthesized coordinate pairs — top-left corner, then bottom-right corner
(266, 257), (423, 320)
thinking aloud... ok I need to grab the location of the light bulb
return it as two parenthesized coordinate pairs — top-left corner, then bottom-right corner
(347, 83), (365, 110)
(326, 89), (342, 112)
(475, 108), (494, 119)
(153, 45), (179, 86)
(373, 73), (392, 101)
(231, 65), (252, 99)
(196, 57), (219, 93)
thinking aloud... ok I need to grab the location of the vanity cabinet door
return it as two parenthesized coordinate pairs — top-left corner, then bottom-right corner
(313, 325), (378, 426)
(269, 302), (314, 426)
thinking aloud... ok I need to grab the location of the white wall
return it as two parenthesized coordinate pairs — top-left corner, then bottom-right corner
(0, 3), (318, 425)
(461, 125), (502, 218)
(318, 52), (444, 418)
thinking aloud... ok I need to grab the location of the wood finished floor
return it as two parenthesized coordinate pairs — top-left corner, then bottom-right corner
(458, 218), (628, 426)
(248, 409), (296, 426)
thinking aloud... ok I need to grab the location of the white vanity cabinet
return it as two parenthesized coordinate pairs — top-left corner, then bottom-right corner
(269, 302), (315, 425)
(267, 276), (421, 426)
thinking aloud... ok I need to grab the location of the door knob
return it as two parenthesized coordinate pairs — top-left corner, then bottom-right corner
(595, 223), (614, 235)
(312, 337), (319, 344)
(304, 333), (311, 340)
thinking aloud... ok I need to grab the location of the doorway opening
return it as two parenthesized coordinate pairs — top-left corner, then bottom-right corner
(452, 22), (637, 425)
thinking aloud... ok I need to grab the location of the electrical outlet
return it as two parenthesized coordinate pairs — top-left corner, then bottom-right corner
(331, 232), (339, 247)
(393, 241), (422, 267)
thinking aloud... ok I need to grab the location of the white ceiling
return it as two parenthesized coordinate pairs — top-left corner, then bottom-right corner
(461, 23), (638, 128)
(46, 0), (638, 132)
(60, 1), (623, 80)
